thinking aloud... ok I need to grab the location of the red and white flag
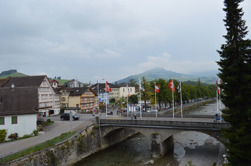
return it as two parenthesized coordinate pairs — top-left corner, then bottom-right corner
(106, 81), (112, 92)
(216, 81), (220, 95)
(155, 83), (160, 93)
(168, 79), (175, 92)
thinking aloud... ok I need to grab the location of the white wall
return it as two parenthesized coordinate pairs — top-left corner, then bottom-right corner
(119, 87), (136, 98)
(0, 114), (37, 140)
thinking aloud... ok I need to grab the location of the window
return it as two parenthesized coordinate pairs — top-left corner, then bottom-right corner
(12, 116), (17, 124)
(61, 97), (66, 102)
(0, 117), (4, 125)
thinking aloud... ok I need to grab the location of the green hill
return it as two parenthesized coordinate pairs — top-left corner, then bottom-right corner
(0, 70), (27, 79)
(56, 79), (69, 85)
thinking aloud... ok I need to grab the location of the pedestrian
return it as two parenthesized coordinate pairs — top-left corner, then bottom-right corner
(134, 114), (137, 120)
(131, 114), (133, 120)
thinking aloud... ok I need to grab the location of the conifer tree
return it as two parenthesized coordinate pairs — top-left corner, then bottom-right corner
(217, 0), (251, 165)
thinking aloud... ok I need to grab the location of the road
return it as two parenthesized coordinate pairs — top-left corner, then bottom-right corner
(0, 114), (96, 158)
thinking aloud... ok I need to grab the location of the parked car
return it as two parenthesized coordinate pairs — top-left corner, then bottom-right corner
(60, 113), (80, 120)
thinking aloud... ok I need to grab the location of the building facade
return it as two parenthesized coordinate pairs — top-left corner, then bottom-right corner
(118, 83), (136, 98)
(0, 87), (38, 140)
(60, 87), (98, 113)
(1, 76), (60, 117)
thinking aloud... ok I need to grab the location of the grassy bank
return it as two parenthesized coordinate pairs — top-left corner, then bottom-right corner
(0, 131), (76, 164)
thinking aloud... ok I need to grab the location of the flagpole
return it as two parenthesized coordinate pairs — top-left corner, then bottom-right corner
(155, 82), (157, 118)
(127, 84), (129, 117)
(139, 78), (142, 119)
(172, 78), (174, 119)
(218, 80), (221, 118)
(180, 82), (183, 118)
(216, 88), (219, 114)
(106, 91), (108, 118)
(97, 81), (99, 114)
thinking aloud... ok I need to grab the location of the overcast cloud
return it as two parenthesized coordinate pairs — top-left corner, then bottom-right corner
(1, 0), (251, 83)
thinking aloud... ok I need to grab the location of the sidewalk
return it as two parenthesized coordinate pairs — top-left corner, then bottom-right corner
(0, 116), (95, 158)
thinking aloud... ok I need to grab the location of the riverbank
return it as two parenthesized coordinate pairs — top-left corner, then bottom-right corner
(171, 98), (216, 117)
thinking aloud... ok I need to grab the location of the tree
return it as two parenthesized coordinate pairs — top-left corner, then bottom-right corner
(129, 79), (137, 87)
(155, 79), (169, 109)
(217, 0), (251, 165)
(140, 77), (152, 112)
(128, 94), (138, 104)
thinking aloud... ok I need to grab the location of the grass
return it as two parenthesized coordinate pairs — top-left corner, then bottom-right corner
(0, 131), (76, 164)
(56, 79), (69, 85)
(0, 72), (27, 79)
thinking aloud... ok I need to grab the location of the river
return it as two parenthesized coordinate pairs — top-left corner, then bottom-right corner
(76, 102), (226, 166)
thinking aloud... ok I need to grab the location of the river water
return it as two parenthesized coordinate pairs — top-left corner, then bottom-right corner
(77, 102), (226, 166)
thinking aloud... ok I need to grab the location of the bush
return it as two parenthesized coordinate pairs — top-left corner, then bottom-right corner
(33, 130), (38, 136)
(47, 119), (51, 123)
(22, 134), (31, 139)
(8, 133), (18, 140)
(0, 129), (7, 142)
(38, 125), (43, 131)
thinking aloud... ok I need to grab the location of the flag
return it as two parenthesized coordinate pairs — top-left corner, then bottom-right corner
(155, 83), (160, 93)
(106, 81), (112, 92)
(139, 78), (144, 91)
(168, 79), (175, 92)
(216, 81), (220, 95)
(177, 82), (181, 93)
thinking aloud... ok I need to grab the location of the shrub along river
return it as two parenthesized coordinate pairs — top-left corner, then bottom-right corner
(76, 102), (226, 166)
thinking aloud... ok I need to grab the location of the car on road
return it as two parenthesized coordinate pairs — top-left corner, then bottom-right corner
(60, 113), (80, 120)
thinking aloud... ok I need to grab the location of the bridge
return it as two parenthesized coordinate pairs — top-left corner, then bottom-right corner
(97, 116), (230, 158)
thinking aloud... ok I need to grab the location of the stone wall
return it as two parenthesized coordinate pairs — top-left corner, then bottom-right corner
(4, 124), (136, 166)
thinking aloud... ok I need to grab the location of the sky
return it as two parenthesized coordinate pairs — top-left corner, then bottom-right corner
(1, 0), (251, 83)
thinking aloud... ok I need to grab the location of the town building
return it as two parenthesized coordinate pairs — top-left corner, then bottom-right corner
(0, 86), (38, 140)
(0, 76), (60, 117)
(91, 83), (120, 104)
(67, 79), (85, 88)
(49, 79), (62, 88)
(118, 83), (136, 98)
(60, 87), (98, 113)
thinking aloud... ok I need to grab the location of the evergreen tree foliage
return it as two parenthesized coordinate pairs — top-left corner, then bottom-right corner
(217, 0), (251, 165)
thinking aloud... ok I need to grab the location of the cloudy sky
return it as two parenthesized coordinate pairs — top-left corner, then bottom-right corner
(1, 0), (251, 83)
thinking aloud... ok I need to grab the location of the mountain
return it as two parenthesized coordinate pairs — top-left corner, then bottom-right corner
(0, 69), (28, 79)
(115, 68), (217, 84)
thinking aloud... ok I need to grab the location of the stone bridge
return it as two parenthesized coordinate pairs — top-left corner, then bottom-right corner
(97, 117), (230, 157)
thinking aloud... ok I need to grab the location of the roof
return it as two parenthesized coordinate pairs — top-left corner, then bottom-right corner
(117, 82), (135, 88)
(0, 77), (9, 87)
(0, 87), (38, 116)
(91, 83), (119, 89)
(2, 75), (47, 88)
(67, 87), (97, 96)
(53, 88), (61, 94)
(49, 79), (62, 86)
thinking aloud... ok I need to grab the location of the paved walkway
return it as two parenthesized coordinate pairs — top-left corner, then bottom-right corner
(0, 115), (96, 158)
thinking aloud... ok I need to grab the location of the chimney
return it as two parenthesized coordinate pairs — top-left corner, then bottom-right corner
(11, 83), (15, 91)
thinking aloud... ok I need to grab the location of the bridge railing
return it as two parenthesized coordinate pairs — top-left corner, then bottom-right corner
(99, 119), (230, 131)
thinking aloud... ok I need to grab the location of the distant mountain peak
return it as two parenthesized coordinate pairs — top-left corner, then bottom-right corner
(115, 68), (217, 84)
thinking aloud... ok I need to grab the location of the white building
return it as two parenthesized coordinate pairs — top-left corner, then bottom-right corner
(118, 83), (136, 98)
(67, 79), (85, 88)
(0, 86), (38, 140)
